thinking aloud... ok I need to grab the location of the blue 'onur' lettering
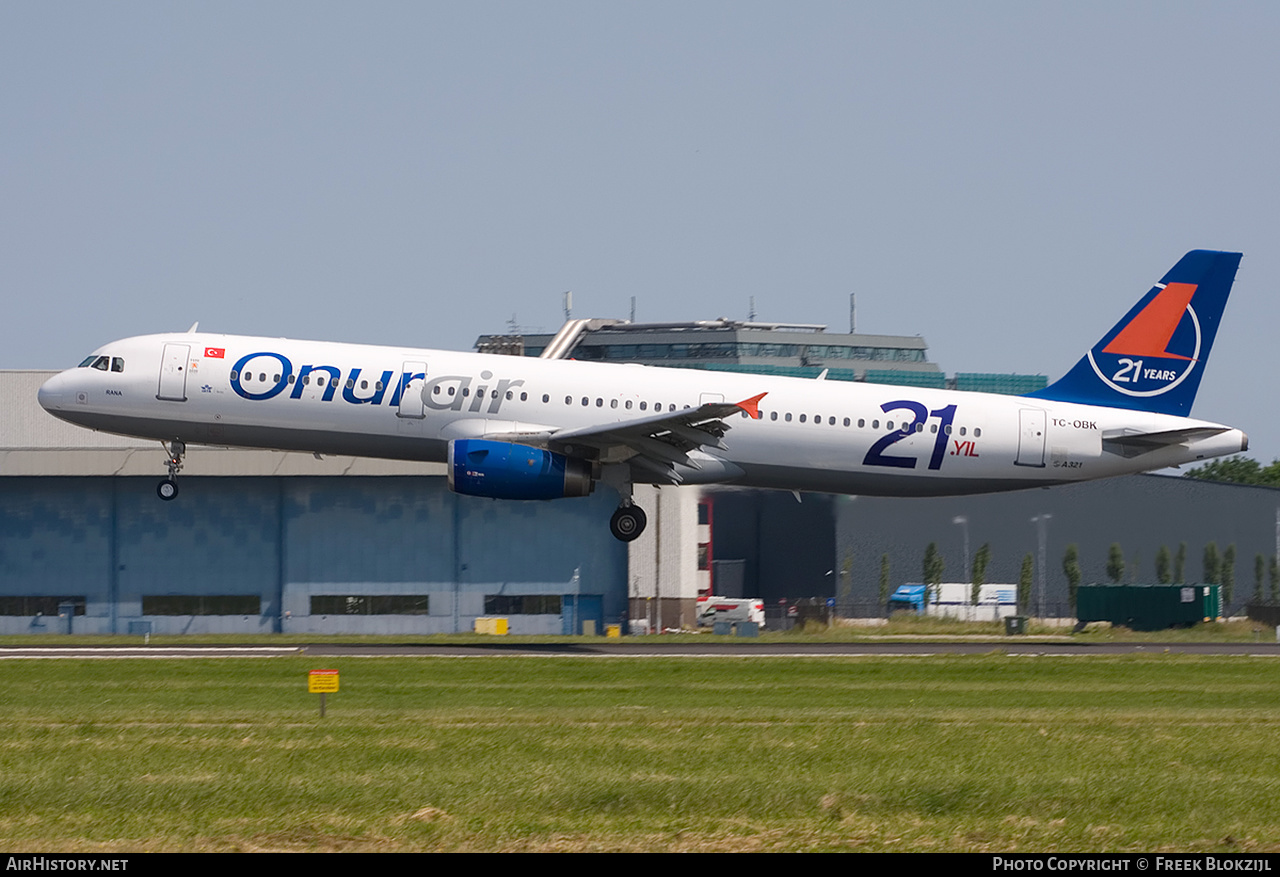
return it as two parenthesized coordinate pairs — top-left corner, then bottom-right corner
(228, 352), (518, 417)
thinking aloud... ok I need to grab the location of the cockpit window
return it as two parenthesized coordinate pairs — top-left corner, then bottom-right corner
(76, 355), (124, 372)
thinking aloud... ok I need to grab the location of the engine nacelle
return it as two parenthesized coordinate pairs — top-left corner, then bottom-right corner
(447, 439), (595, 500)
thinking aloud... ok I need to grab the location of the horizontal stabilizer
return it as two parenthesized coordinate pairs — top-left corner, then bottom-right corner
(1101, 426), (1228, 459)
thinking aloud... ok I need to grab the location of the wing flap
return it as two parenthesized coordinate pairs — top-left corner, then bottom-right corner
(546, 393), (766, 480)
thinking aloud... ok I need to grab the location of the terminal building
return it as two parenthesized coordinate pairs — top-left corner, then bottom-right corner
(2, 319), (1269, 636)
(477, 318), (1047, 394)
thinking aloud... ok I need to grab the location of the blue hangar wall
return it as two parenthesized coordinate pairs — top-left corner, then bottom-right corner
(0, 476), (628, 635)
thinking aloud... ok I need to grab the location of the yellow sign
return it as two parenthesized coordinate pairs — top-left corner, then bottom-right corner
(308, 669), (340, 693)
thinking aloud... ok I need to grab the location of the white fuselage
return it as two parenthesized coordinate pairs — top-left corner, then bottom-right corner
(37, 332), (1248, 497)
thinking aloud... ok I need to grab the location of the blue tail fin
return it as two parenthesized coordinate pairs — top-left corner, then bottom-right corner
(1027, 250), (1241, 416)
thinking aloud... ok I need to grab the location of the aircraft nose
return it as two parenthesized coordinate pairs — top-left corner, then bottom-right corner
(37, 371), (74, 413)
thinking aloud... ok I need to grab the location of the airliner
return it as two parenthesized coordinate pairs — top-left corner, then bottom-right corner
(37, 250), (1247, 541)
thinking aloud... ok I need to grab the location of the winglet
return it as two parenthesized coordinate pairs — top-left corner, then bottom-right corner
(735, 392), (767, 419)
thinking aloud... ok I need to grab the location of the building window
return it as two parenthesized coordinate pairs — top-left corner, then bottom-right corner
(0, 596), (86, 616)
(311, 595), (429, 615)
(484, 595), (563, 615)
(142, 595), (261, 615)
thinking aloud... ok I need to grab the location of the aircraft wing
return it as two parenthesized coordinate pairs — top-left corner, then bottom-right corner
(543, 392), (766, 481)
(1101, 426), (1229, 459)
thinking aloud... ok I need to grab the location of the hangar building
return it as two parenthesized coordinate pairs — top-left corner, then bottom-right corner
(0, 370), (632, 636)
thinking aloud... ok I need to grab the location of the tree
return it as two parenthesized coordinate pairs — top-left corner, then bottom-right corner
(1175, 543), (1187, 584)
(1156, 546), (1172, 584)
(1255, 554), (1265, 601)
(1107, 543), (1125, 584)
(1063, 544), (1082, 610)
(1203, 542), (1221, 585)
(971, 543), (991, 607)
(1018, 554), (1034, 614)
(1185, 455), (1280, 487)
(922, 542), (944, 603)
(878, 554), (891, 607)
(1221, 544), (1236, 606)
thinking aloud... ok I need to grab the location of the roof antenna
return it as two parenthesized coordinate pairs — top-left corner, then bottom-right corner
(630, 296), (636, 323)
(186, 321), (199, 333)
(563, 291), (572, 321)
(748, 296), (756, 322)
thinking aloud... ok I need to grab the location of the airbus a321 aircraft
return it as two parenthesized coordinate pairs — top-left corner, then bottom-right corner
(38, 250), (1247, 542)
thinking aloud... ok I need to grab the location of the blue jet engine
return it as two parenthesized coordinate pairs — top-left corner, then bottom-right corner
(448, 439), (595, 500)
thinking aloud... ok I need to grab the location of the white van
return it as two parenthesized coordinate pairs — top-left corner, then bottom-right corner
(696, 596), (766, 628)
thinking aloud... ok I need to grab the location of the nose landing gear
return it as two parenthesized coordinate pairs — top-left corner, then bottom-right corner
(157, 440), (185, 501)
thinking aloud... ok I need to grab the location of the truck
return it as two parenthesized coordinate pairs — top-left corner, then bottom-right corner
(888, 583), (1018, 620)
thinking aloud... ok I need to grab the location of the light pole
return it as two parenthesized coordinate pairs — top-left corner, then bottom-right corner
(1031, 514), (1052, 619)
(953, 516), (970, 582)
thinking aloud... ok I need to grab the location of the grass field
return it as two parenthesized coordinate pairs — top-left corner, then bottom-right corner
(3, 654), (1279, 852)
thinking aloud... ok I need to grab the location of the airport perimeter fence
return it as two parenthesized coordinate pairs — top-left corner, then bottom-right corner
(761, 598), (1265, 632)
(745, 598), (1278, 631)
(765, 601), (1078, 631)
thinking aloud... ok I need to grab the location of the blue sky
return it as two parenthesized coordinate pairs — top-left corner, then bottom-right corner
(4, 2), (1278, 458)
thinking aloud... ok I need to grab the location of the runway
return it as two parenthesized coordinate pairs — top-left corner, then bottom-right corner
(3, 641), (1280, 658)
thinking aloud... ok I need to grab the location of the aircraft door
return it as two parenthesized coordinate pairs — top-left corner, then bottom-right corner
(1015, 408), (1047, 468)
(397, 361), (427, 419)
(157, 344), (191, 402)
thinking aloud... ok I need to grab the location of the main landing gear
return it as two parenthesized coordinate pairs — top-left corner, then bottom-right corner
(157, 440), (185, 501)
(610, 502), (647, 542)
